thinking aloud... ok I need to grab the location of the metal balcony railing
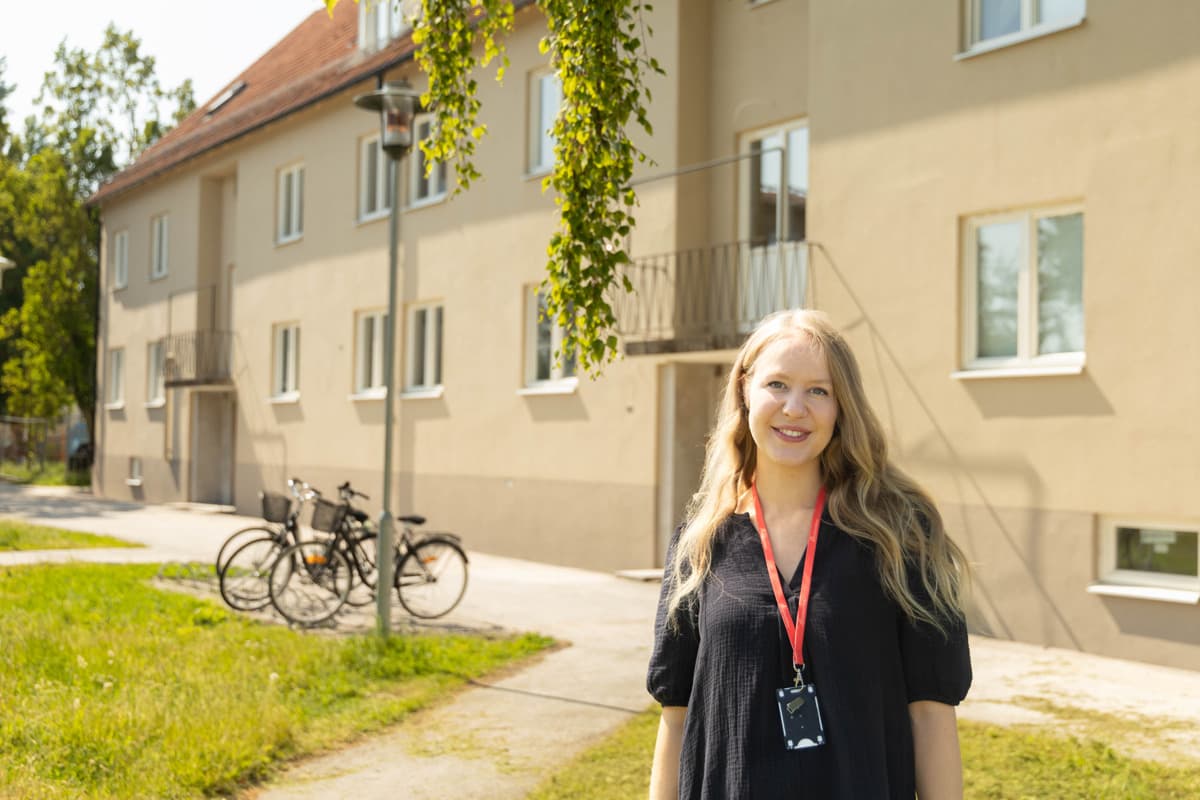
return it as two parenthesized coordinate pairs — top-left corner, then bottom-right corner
(613, 240), (808, 354)
(162, 330), (233, 387)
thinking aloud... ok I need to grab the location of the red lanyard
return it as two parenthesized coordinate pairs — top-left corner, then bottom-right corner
(751, 483), (827, 678)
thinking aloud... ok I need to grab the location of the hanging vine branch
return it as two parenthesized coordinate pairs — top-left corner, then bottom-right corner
(329, 0), (662, 374)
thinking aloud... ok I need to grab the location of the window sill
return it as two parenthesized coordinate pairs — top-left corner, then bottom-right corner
(144, 399), (166, 409)
(405, 192), (449, 212)
(104, 402), (126, 411)
(1087, 583), (1200, 605)
(113, 283), (128, 292)
(349, 388), (387, 401)
(357, 209), (390, 226)
(124, 477), (144, 488)
(149, 271), (168, 282)
(269, 392), (301, 405)
(275, 234), (303, 248)
(956, 16), (1085, 60)
(518, 378), (579, 396)
(951, 361), (1085, 380)
(401, 386), (444, 400)
(523, 166), (553, 182)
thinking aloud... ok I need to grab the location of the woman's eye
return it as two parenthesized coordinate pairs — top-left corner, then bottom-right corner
(767, 380), (787, 390)
(809, 387), (829, 396)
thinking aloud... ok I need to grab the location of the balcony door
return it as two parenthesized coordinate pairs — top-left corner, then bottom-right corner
(738, 121), (809, 329)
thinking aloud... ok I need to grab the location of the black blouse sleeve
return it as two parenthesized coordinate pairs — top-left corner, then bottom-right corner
(898, 561), (973, 706)
(646, 528), (699, 707)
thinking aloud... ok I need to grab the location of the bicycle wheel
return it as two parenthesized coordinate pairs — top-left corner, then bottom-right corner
(395, 537), (469, 619)
(219, 536), (284, 611)
(269, 540), (353, 626)
(215, 525), (280, 574)
(344, 531), (378, 608)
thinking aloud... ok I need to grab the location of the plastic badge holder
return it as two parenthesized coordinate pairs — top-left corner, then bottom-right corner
(776, 683), (826, 750)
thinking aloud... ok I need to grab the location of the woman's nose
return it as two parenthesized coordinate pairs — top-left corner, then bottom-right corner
(782, 392), (808, 418)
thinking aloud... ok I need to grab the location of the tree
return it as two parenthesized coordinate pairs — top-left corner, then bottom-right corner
(331, 0), (661, 373)
(0, 26), (194, 437)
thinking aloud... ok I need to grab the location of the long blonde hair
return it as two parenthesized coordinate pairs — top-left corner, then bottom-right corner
(667, 309), (969, 634)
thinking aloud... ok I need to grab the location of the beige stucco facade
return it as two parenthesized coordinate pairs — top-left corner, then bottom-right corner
(95, 1), (1200, 669)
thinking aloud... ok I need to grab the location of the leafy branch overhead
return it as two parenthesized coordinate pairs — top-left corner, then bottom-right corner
(328, 0), (663, 373)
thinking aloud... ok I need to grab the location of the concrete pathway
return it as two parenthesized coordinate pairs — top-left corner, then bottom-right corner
(2, 482), (1199, 799)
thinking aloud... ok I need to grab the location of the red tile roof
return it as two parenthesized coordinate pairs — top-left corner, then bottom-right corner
(89, 1), (417, 205)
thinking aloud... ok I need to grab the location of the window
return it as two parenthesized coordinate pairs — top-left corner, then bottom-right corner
(962, 207), (1084, 372)
(524, 287), (576, 386)
(146, 340), (165, 405)
(409, 115), (447, 206)
(355, 310), (387, 395)
(112, 230), (129, 289)
(277, 164), (305, 243)
(964, 0), (1086, 49)
(126, 457), (143, 488)
(737, 121), (809, 326)
(272, 323), (300, 398)
(107, 348), (125, 407)
(358, 0), (411, 51)
(150, 215), (169, 279)
(741, 121), (808, 245)
(406, 303), (443, 391)
(1094, 520), (1200, 600)
(528, 71), (562, 175)
(359, 135), (395, 220)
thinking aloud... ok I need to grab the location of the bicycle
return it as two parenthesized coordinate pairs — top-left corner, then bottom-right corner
(268, 491), (468, 626)
(217, 478), (315, 611)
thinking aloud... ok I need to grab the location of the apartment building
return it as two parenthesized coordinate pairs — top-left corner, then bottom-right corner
(92, 1), (1200, 670)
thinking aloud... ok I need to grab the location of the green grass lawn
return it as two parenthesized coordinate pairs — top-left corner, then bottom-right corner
(0, 562), (552, 799)
(0, 518), (138, 551)
(529, 710), (1200, 800)
(0, 459), (90, 486)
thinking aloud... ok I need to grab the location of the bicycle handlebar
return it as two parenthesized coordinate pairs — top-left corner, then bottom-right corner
(338, 481), (370, 501)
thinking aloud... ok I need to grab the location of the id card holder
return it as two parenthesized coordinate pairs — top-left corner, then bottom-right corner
(776, 683), (825, 750)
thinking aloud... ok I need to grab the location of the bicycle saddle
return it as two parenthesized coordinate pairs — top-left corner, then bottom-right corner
(398, 514), (426, 525)
(349, 508), (368, 522)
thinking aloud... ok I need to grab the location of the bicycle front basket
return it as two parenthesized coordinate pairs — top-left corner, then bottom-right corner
(260, 491), (293, 524)
(310, 498), (349, 533)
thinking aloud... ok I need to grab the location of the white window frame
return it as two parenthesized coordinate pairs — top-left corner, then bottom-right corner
(277, 164), (305, 244)
(146, 339), (166, 406)
(112, 229), (129, 290)
(959, 204), (1085, 375)
(1090, 517), (1200, 604)
(408, 115), (447, 208)
(150, 215), (169, 279)
(404, 302), (444, 395)
(358, 0), (412, 52)
(527, 70), (562, 176)
(354, 310), (388, 398)
(358, 134), (394, 222)
(961, 0), (1086, 56)
(737, 119), (808, 245)
(126, 456), (143, 488)
(272, 322), (300, 401)
(522, 286), (577, 392)
(106, 348), (125, 408)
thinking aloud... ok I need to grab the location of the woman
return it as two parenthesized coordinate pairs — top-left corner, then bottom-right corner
(647, 309), (972, 799)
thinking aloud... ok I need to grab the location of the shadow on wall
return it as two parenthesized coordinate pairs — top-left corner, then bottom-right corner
(809, 243), (1087, 651)
(1101, 597), (1200, 647)
(521, 391), (590, 423)
(960, 376), (1113, 418)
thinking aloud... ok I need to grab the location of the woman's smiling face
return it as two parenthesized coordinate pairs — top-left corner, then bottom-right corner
(743, 333), (839, 479)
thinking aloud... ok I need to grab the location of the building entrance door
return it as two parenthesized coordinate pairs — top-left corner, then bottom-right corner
(190, 392), (235, 505)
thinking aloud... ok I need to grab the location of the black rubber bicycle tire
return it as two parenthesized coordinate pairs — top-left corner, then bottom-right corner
(394, 537), (469, 619)
(269, 540), (353, 626)
(219, 536), (284, 611)
(215, 525), (282, 573)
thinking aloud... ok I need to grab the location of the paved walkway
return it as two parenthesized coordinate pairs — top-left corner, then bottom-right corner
(3, 482), (1199, 798)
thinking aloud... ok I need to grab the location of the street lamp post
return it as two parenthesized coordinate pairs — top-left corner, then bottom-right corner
(354, 80), (422, 638)
(0, 255), (14, 286)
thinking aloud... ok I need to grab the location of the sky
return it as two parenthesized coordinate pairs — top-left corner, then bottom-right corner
(1, 0), (329, 124)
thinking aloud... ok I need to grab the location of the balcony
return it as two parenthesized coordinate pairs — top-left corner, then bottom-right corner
(162, 330), (233, 387)
(614, 240), (808, 355)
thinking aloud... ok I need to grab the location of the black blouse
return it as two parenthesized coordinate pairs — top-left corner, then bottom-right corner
(647, 513), (971, 799)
